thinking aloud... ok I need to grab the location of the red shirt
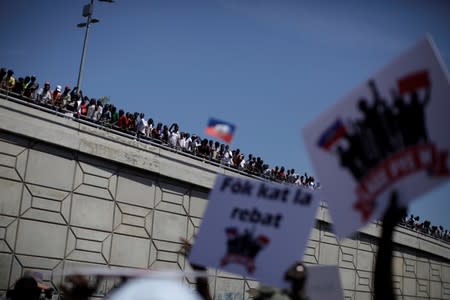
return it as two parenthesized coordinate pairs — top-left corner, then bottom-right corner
(80, 103), (88, 115)
(117, 115), (128, 129)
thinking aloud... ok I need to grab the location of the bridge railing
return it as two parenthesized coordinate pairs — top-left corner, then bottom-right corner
(0, 88), (269, 182)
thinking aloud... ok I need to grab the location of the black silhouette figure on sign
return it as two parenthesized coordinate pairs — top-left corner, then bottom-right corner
(322, 70), (432, 181)
(221, 227), (270, 274)
(317, 70), (436, 222)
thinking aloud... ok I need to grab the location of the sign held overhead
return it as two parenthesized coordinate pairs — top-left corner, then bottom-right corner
(189, 175), (319, 288)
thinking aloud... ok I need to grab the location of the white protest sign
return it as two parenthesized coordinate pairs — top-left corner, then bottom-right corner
(302, 37), (450, 238)
(305, 265), (343, 300)
(189, 174), (319, 288)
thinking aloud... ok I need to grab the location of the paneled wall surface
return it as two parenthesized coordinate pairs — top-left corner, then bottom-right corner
(0, 131), (257, 299)
(0, 97), (449, 299)
(303, 223), (450, 300)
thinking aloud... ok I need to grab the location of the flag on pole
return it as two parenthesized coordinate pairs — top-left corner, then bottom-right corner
(205, 118), (236, 143)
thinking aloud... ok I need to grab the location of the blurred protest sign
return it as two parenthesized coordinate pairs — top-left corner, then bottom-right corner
(302, 37), (450, 238)
(305, 265), (344, 300)
(189, 174), (319, 288)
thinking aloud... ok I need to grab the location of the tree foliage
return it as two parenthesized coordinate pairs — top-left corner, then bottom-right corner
(98, 96), (110, 105)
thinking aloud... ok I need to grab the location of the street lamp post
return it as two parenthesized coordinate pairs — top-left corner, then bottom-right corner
(76, 0), (113, 93)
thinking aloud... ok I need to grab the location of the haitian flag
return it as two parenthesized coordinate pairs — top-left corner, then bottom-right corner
(317, 119), (347, 151)
(205, 118), (236, 143)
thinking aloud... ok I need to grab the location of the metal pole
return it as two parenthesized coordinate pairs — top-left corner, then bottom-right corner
(76, 0), (94, 93)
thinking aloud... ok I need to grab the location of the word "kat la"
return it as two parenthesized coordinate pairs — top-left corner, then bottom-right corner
(219, 176), (313, 206)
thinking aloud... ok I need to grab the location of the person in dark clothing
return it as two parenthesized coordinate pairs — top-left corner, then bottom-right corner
(152, 122), (162, 141)
(12, 77), (24, 95)
(168, 122), (179, 134)
(337, 144), (366, 180)
(197, 138), (211, 158)
(60, 274), (102, 300)
(368, 80), (401, 153)
(391, 89), (414, 147)
(19, 76), (31, 99)
(374, 191), (407, 300)
(160, 125), (169, 143)
(0, 68), (6, 85)
(343, 126), (374, 171)
(358, 99), (385, 159)
(67, 87), (82, 112)
(408, 87), (431, 143)
(9, 276), (42, 300)
(23, 75), (39, 100)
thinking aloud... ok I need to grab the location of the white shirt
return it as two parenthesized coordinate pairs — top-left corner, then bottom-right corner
(194, 138), (201, 148)
(222, 150), (233, 166)
(87, 104), (96, 119)
(93, 106), (103, 121)
(185, 137), (192, 151)
(179, 137), (187, 149)
(239, 159), (246, 169)
(137, 118), (147, 134)
(169, 131), (180, 147)
(36, 88), (52, 103)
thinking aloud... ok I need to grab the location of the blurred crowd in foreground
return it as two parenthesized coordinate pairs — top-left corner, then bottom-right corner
(4, 193), (412, 300)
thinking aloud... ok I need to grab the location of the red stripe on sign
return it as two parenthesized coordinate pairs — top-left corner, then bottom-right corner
(397, 70), (430, 94)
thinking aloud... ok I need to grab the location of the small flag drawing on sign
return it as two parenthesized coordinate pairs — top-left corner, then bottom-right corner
(317, 119), (347, 151)
(205, 118), (236, 143)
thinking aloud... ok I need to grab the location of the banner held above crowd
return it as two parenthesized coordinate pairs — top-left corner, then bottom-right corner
(302, 36), (450, 239)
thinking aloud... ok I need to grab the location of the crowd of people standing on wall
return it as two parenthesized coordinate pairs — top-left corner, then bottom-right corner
(0, 67), (319, 189)
(400, 213), (450, 243)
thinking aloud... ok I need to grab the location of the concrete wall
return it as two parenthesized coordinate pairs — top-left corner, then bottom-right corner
(0, 96), (449, 300)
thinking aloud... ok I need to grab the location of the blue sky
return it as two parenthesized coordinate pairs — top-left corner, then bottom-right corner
(1, 0), (449, 229)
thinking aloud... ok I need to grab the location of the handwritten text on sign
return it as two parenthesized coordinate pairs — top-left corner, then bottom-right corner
(189, 175), (319, 289)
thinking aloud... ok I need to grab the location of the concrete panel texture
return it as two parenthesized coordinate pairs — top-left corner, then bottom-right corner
(0, 97), (450, 299)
